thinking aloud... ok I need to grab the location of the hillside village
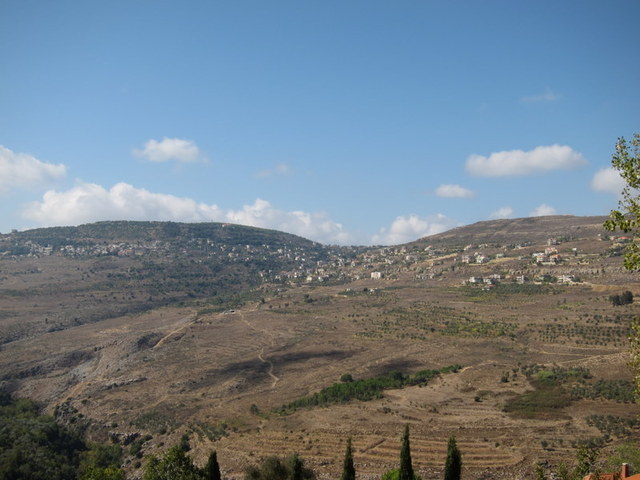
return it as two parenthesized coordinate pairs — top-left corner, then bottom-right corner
(1, 217), (639, 480)
(0, 220), (632, 291)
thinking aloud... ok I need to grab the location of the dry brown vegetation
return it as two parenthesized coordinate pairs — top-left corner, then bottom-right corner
(0, 216), (638, 479)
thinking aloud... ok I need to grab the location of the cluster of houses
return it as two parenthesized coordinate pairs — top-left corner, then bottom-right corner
(0, 231), (592, 289)
(532, 247), (562, 265)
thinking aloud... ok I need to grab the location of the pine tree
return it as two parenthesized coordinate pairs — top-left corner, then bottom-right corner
(341, 438), (356, 480)
(203, 450), (221, 480)
(443, 436), (461, 480)
(399, 425), (414, 480)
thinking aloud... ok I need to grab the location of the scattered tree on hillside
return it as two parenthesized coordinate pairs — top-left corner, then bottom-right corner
(341, 438), (356, 480)
(399, 425), (414, 480)
(443, 436), (462, 480)
(610, 290), (634, 306)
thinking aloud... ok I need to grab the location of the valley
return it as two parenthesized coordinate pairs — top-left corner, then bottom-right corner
(0, 216), (638, 479)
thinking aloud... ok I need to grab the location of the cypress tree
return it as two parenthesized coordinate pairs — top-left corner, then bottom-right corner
(289, 453), (303, 480)
(399, 425), (414, 480)
(341, 438), (356, 480)
(203, 450), (221, 480)
(443, 436), (461, 480)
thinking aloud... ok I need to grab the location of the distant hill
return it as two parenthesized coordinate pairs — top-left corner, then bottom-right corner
(0, 221), (364, 343)
(3, 221), (323, 249)
(411, 215), (610, 248)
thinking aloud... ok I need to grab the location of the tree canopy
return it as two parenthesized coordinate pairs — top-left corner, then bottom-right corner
(603, 133), (640, 271)
(602, 133), (640, 401)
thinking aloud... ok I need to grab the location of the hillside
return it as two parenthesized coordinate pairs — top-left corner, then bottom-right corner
(411, 215), (610, 248)
(0, 221), (363, 344)
(0, 216), (639, 480)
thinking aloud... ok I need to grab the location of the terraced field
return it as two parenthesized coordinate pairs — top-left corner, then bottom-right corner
(1, 217), (639, 479)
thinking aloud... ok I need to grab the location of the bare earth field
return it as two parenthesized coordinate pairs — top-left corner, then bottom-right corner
(0, 217), (639, 479)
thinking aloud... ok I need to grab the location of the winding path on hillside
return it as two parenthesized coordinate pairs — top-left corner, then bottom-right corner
(153, 312), (197, 348)
(239, 311), (280, 388)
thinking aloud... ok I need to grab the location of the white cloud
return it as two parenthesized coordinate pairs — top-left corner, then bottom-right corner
(520, 89), (561, 103)
(489, 207), (515, 219)
(435, 184), (474, 199)
(23, 182), (223, 225)
(226, 199), (352, 245)
(372, 214), (457, 245)
(529, 204), (557, 217)
(591, 167), (625, 197)
(257, 163), (292, 178)
(22, 182), (351, 245)
(0, 145), (66, 194)
(466, 145), (586, 177)
(133, 137), (206, 163)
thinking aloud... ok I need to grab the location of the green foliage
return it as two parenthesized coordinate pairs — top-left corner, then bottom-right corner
(79, 444), (124, 477)
(290, 453), (303, 480)
(606, 442), (640, 474)
(340, 438), (355, 480)
(80, 466), (125, 480)
(555, 462), (571, 480)
(143, 446), (202, 480)
(574, 443), (601, 479)
(191, 422), (228, 442)
(0, 394), (86, 480)
(585, 415), (640, 438)
(444, 436), (462, 480)
(244, 455), (315, 480)
(603, 133), (640, 271)
(380, 469), (422, 480)
(504, 363), (626, 419)
(133, 410), (177, 434)
(503, 366), (582, 419)
(572, 379), (635, 403)
(375, 303), (516, 340)
(535, 310), (634, 347)
(399, 425), (414, 480)
(340, 373), (354, 383)
(179, 433), (191, 452)
(610, 290), (634, 306)
(276, 366), (461, 413)
(533, 366), (591, 386)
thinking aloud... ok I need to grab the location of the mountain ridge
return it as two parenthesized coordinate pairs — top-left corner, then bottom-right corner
(2, 214), (613, 250)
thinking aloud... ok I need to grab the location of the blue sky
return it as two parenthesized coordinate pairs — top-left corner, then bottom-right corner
(1, 1), (638, 245)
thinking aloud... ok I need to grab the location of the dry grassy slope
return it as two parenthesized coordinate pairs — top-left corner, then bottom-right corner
(0, 216), (639, 480)
(413, 215), (609, 248)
